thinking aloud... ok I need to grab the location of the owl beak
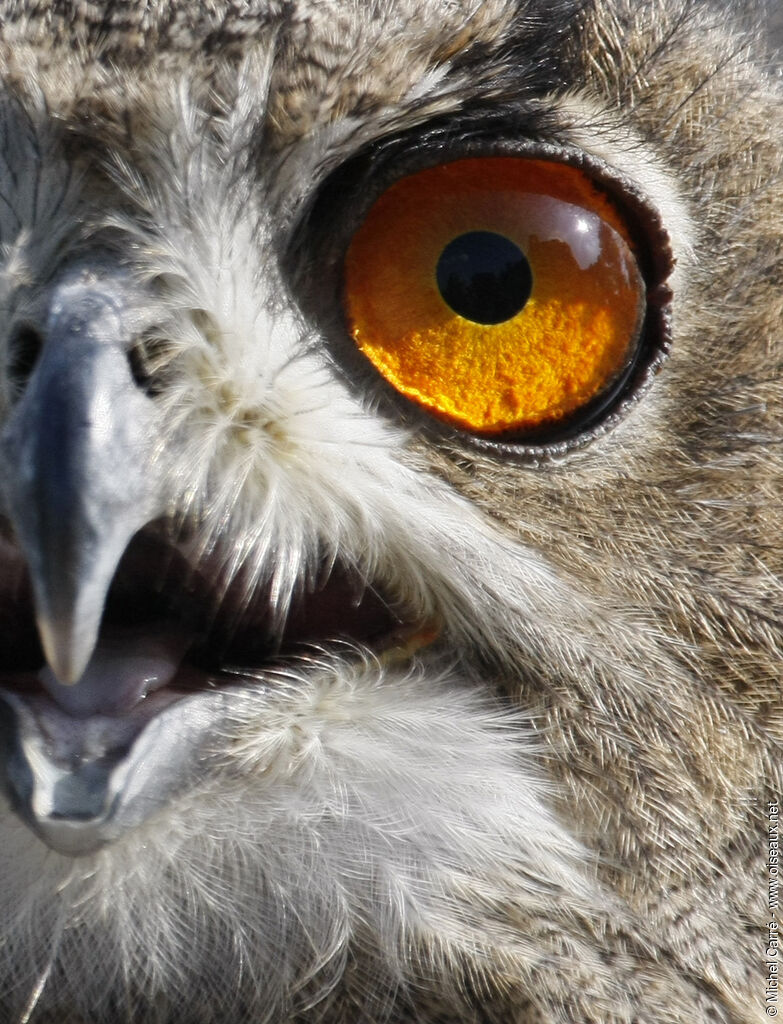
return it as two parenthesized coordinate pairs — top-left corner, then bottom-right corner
(0, 277), (164, 684)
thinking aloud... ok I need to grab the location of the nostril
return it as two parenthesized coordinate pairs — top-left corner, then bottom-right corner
(8, 324), (44, 388)
(127, 334), (169, 398)
(127, 342), (152, 392)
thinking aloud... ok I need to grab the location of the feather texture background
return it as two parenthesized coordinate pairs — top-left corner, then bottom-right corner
(0, 1), (779, 1022)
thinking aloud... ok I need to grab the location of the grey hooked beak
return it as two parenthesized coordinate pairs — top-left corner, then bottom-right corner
(0, 276), (164, 683)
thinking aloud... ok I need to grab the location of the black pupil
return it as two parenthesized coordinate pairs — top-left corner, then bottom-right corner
(436, 230), (533, 325)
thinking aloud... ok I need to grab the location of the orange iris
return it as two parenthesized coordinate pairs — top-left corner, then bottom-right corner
(343, 157), (645, 435)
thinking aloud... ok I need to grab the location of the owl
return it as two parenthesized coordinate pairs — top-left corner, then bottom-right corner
(0, 0), (778, 1021)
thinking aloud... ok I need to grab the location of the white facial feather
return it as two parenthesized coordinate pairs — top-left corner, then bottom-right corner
(0, 663), (590, 1022)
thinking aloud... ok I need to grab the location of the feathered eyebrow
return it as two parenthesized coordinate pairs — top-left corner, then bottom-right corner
(268, 90), (568, 244)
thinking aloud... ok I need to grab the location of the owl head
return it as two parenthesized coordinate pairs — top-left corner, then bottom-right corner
(0, 1), (778, 1021)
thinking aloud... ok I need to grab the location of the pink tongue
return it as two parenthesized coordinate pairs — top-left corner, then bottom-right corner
(39, 626), (192, 718)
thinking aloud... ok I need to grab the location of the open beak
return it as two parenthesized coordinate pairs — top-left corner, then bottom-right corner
(0, 275), (164, 686)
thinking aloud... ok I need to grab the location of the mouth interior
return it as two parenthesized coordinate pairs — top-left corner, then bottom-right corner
(0, 523), (406, 718)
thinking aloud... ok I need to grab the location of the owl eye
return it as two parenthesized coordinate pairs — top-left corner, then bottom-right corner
(343, 157), (650, 439)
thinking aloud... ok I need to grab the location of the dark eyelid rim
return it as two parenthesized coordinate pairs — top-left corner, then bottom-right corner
(285, 121), (674, 464)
